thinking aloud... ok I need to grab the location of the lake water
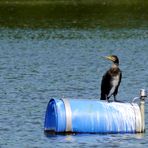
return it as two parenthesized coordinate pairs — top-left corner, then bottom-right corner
(0, 2), (148, 148)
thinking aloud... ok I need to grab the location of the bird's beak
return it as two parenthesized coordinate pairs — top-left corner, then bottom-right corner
(104, 55), (114, 62)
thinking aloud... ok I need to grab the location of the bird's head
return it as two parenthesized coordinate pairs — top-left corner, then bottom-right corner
(104, 55), (119, 65)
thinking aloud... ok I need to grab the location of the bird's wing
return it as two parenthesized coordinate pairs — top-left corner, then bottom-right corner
(114, 70), (122, 95)
(101, 71), (112, 97)
(119, 71), (122, 84)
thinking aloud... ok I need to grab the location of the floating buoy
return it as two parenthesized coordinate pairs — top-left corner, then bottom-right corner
(44, 89), (147, 134)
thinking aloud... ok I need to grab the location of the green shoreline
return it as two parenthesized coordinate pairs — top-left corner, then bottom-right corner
(0, 0), (147, 28)
(0, 0), (148, 5)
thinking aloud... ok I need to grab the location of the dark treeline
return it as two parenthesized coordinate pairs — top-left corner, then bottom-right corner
(0, 0), (147, 5)
(0, 0), (147, 28)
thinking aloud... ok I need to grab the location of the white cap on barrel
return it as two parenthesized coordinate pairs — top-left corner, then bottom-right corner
(140, 89), (147, 97)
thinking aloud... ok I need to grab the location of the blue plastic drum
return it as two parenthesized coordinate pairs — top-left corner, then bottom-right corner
(44, 98), (142, 134)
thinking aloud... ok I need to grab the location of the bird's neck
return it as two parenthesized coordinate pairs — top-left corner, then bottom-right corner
(112, 63), (118, 68)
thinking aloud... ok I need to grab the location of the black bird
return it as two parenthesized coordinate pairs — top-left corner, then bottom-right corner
(100, 55), (122, 102)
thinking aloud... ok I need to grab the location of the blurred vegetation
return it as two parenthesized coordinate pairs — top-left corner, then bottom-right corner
(0, 0), (148, 5)
(0, 0), (147, 28)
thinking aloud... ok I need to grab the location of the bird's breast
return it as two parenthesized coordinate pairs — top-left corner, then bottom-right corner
(111, 75), (119, 86)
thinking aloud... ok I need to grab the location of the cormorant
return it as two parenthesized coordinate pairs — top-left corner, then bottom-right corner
(100, 55), (122, 102)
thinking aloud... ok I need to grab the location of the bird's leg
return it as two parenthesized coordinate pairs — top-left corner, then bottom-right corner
(105, 94), (108, 102)
(114, 95), (117, 102)
(106, 95), (110, 102)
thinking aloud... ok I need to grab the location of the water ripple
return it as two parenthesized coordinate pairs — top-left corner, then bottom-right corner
(0, 27), (148, 147)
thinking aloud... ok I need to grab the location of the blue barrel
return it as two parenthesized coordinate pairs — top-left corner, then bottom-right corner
(44, 98), (142, 134)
